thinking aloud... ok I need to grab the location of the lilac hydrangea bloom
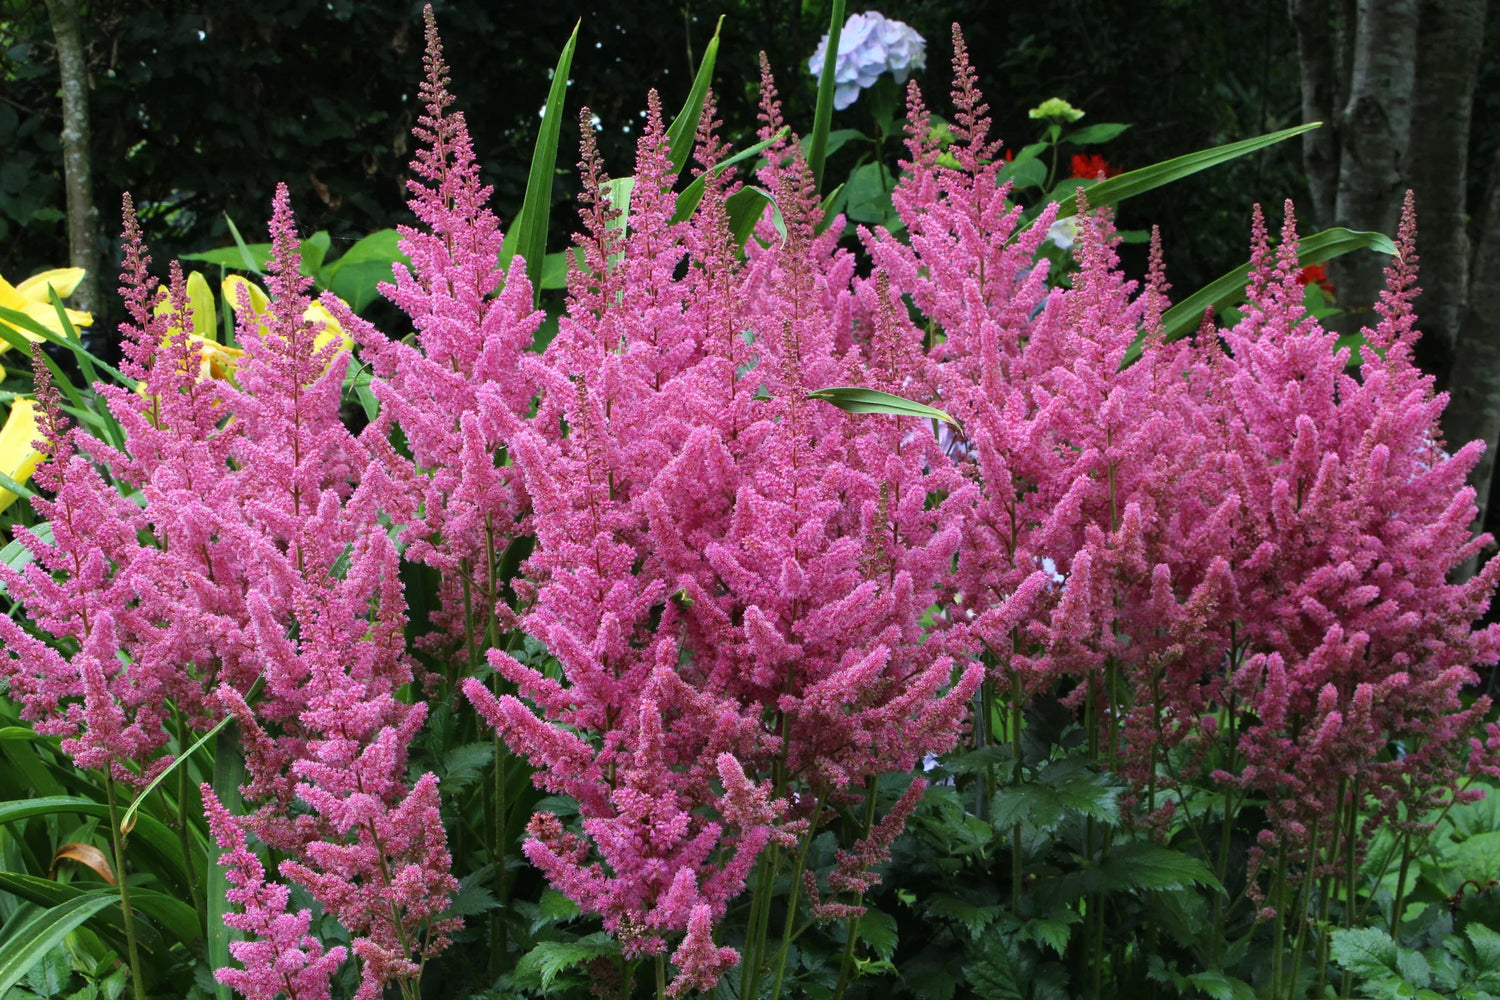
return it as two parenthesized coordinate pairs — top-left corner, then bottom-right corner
(809, 11), (926, 110)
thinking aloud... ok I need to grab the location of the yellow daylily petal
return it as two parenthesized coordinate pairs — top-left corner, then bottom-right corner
(0, 399), (44, 513)
(0, 276), (25, 311)
(15, 267), (85, 302)
(306, 302), (353, 355)
(186, 272), (217, 340)
(223, 275), (270, 316)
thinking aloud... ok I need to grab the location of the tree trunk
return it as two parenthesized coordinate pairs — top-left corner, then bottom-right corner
(1288, 0), (1339, 228)
(1446, 147), (1500, 578)
(1330, 0), (1417, 332)
(1407, 0), (1486, 394)
(44, 0), (101, 317)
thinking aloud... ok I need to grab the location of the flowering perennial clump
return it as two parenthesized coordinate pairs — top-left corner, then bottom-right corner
(1, 8), (1497, 1000)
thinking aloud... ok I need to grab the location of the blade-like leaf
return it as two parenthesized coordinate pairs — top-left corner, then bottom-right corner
(120, 714), (232, 837)
(663, 16), (722, 181)
(0, 893), (117, 996)
(500, 21), (581, 306)
(1152, 226), (1398, 349)
(671, 127), (789, 224)
(1025, 122), (1321, 234)
(805, 0), (847, 193)
(809, 386), (958, 427)
(0, 796), (190, 891)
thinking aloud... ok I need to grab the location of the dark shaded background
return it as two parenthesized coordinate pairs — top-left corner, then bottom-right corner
(7, 0), (1450, 329)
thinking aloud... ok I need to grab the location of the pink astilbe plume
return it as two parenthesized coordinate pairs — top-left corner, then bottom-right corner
(461, 67), (980, 993)
(1, 178), (459, 997)
(1200, 198), (1500, 877)
(333, 4), (541, 670)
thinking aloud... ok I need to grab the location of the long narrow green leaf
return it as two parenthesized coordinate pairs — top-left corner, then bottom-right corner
(0, 893), (117, 996)
(808, 386), (958, 427)
(207, 725), (246, 1000)
(0, 872), (175, 955)
(1025, 122), (1322, 234)
(120, 715), (232, 837)
(1155, 226), (1397, 348)
(0, 796), (190, 887)
(0, 306), (134, 388)
(500, 22), (581, 307)
(221, 214), (265, 277)
(663, 16), (723, 181)
(671, 127), (789, 224)
(46, 289), (128, 454)
(806, 0), (847, 193)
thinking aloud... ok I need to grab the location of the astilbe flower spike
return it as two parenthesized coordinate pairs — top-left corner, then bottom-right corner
(461, 67), (981, 993)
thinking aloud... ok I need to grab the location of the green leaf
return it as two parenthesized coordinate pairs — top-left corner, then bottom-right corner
(320, 229), (409, 313)
(500, 21), (580, 307)
(0, 305), (133, 389)
(1184, 970), (1257, 1000)
(964, 938), (1024, 1000)
(221, 214), (265, 277)
(436, 742), (494, 793)
(727, 186), (783, 249)
(0, 894), (117, 997)
(22, 941), (68, 996)
(120, 715), (231, 838)
(663, 16), (722, 181)
(1332, 926), (1402, 981)
(1082, 842), (1224, 895)
(0, 797), (190, 887)
(300, 231), (331, 279)
(181, 243), (271, 272)
(1066, 122), (1131, 145)
(1028, 122), (1321, 235)
(515, 933), (616, 991)
(805, 0), (847, 193)
(1153, 226), (1399, 350)
(1016, 915), (1077, 957)
(926, 894), (1002, 940)
(1467, 923), (1500, 972)
(671, 128), (788, 225)
(808, 386), (958, 426)
(856, 908), (898, 962)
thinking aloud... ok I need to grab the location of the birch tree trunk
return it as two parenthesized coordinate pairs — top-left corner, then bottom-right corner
(1329, 0), (1417, 333)
(1406, 0), (1485, 393)
(44, 0), (101, 316)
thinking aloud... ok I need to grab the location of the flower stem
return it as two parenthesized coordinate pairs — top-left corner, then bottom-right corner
(105, 776), (147, 1000)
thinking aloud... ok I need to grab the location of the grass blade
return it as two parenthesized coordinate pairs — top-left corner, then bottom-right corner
(0, 892), (118, 996)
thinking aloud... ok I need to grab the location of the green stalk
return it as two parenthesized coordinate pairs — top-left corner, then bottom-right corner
(1340, 777), (1360, 998)
(173, 704), (202, 915)
(1285, 817), (1319, 1000)
(740, 844), (780, 1000)
(1010, 668), (1024, 913)
(1389, 830), (1413, 936)
(656, 953), (667, 1000)
(832, 781), (880, 1000)
(1269, 838), (1288, 999)
(105, 776), (148, 1000)
(769, 811), (820, 1000)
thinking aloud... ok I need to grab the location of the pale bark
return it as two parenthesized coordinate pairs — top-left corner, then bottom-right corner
(1330, 0), (1417, 332)
(1447, 148), (1500, 577)
(1407, 0), (1485, 393)
(44, 0), (101, 316)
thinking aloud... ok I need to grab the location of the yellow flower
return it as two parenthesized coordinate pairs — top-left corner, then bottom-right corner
(0, 398), (44, 514)
(0, 267), (94, 351)
(151, 271), (246, 383)
(223, 275), (353, 360)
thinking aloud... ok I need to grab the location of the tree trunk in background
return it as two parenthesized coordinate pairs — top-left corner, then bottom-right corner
(44, 0), (101, 316)
(1407, 0), (1485, 394)
(1290, 0), (1339, 227)
(1447, 149), (1500, 577)
(1330, 0), (1417, 333)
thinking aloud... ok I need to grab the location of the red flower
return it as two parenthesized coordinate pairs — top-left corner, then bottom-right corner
(1296, 263), (1337, 298)
(1069, 153), (1121, 179)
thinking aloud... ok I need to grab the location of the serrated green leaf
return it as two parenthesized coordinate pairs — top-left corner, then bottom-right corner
(1332, 926), (1402, 981)
(516, 933), (616, 991)
(21, 943), (67, 996)
(1017, 916), (1075, 956)
(857, 908), (897, 962)
(1086, 842), (1224, 895)
(926, 894), (1002, 940)
(964, 938), (1023, 1000)
(1185, 970), (1256, 1000)
(1469, 923), (1500, 972)
(808, 386), (957, 426)
(437, 742), (494, 792)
